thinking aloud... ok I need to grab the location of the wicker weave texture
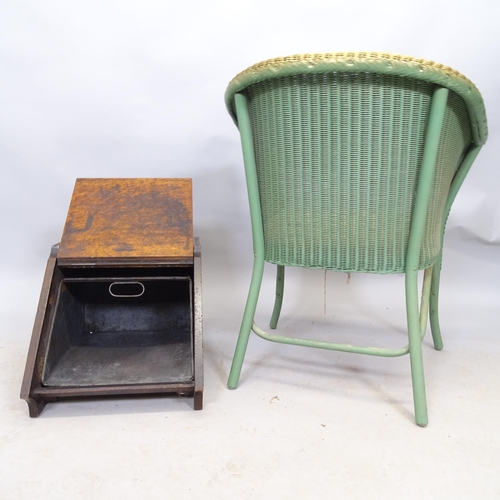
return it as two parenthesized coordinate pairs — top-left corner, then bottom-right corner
(226, 52), (487, 146)
(245, 72), (471, 273)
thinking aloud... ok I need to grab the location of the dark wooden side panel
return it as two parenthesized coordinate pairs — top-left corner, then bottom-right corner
(20, 245), (59, 417)
(193, 237), (204, 410)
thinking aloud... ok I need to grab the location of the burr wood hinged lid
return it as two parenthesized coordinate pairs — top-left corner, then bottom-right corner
(58, 178), (193, 265)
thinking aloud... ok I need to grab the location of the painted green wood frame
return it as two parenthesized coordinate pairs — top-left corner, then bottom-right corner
(227, 86), (482, 426)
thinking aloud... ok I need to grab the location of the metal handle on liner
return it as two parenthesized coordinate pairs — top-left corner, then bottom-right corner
(109, 281), (145, 298)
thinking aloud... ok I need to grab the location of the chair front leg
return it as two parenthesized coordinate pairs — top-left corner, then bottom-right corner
(269, 265), (285, 329)
(419, 266), (433, 339)
(429, 252), (444, 351)
(228, 255), (265, 389)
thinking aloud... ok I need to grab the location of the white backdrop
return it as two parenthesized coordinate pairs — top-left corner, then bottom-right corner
(2, 3), (500, 498)
(1, 0), (499, 338)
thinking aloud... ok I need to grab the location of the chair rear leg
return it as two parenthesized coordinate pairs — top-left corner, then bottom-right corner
(228, 256), (265, 389)
(269, 265), (285, 329)
(429, 254), (444, 350)
(406, 269), (429, 426)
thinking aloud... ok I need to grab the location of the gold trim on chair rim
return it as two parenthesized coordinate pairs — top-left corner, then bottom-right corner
(225, 52), (488, 145)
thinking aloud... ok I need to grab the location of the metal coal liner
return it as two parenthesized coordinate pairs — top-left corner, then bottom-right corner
(42, 277), (193, 387)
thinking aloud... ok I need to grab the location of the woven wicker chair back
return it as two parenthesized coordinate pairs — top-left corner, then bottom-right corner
(242, 72), (471, 272)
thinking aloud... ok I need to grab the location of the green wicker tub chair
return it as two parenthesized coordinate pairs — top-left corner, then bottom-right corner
(225, 52), (487, 426)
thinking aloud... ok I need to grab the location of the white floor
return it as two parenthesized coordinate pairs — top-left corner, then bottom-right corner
(1, 236), (499, 499)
